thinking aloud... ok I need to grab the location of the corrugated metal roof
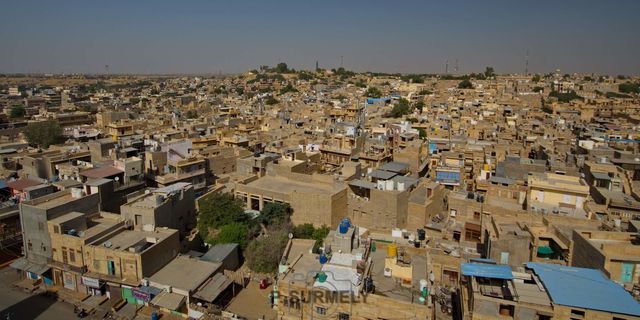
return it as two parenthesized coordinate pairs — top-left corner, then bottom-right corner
(80, 166), (123, 179)
(368, 169), (397, 180)
(527, 262), (640, 316)
(461, 263), (513, 280)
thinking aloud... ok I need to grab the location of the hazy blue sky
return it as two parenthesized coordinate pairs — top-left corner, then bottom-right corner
(1, 0), (639, 75)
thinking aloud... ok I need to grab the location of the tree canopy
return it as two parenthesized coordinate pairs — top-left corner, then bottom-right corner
(365, 87), (382, 98)
(279, 84), (298, 95)
(484, 66), (495, 78)
(197, 192), (247, 242)
(210, 222), (249, 249)
(275, 62), (290, 73)
(258, 202), (291, 226)
(619, 82), (640, 94)
(23, 121), (63, 148)
(549, 90), (584, 103)
(245, 225), (290, 273)
(458, 79), (474, 89)
(9, 105), (26, 119)
(390, 98), (412, 118)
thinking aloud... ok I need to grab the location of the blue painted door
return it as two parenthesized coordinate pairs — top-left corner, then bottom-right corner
(621, 262), (634, 283)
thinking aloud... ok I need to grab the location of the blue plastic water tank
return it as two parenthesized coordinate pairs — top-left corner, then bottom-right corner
(319, 254), (328, 264)
(339, 223), (348, 234)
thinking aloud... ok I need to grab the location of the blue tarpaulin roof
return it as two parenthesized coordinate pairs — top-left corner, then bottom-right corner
(527, 262), (640, 316)
(461, 263), (513, 280)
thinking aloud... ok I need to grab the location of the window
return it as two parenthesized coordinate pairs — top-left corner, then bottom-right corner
(570, 309), (585, 319)
(473, 211), (481, 220)
(53, 225), (60, 234)
(69, 249), (76, 263)
(62, 247), (68, 264)
(338, 313), (350, 320)
(316, 307), (327, 315)
(537, 315), (551, 320)
(499, 304), (514, 317)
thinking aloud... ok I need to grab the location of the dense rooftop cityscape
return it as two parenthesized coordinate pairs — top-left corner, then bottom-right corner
(2, 1), (640, 320)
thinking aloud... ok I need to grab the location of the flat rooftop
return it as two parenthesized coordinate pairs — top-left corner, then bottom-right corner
(369, 244), (427, 304)
(93, 228), (176, 252)
(242, 175), (343, 194)
(25, 191), (82, 210)
(149, 255), (220, 293)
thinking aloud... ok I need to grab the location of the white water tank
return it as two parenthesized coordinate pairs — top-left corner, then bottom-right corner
(71, 188), (84, 199)
(397, 181), (406, 191)
(385, 180), (394, 190)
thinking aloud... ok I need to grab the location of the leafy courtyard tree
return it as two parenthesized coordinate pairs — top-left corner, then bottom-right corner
(197, 192), (247, 241)
(210, 222), (249, 248)
(259, 202), (291, 226)
(23, 120), (63, 148)
(245, 224), (290, 273)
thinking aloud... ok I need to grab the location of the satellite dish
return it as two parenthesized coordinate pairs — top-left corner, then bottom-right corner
(114, 177), (120, 181)
(288, 233), (294, 239)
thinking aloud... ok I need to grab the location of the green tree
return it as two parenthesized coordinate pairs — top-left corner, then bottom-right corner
(9, 105), (26, 118)
(364, 87), (382, 98)
(549, 90), (584, 103)
(418, 128), (427, 139)
(259, 203), (291, 226)
(390, 98), (412, 118)
(292, 223), (315, 239)
(311, 225), (330, 244)
(418, 90), (432, 96)
(415, 101), (425, 113)
(354, 80), (367, 88)
(531, 74), (541, 82)
(619, 82), (640, 94)
(292, 223), (330, 252)
(279, 84), (298, 95)
(23, 121), (63, 148)
(197, 193), (247, 241)
(275, 62), (289, 73)
(458, 79), (474, 89)
(298, 72), (314, 81)
(210, 222), (249, 248)
(484, 67), (495, 78)
(245, 225), (290, 273)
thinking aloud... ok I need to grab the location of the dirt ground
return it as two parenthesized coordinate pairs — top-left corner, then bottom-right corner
(226, 281), (277, 320)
